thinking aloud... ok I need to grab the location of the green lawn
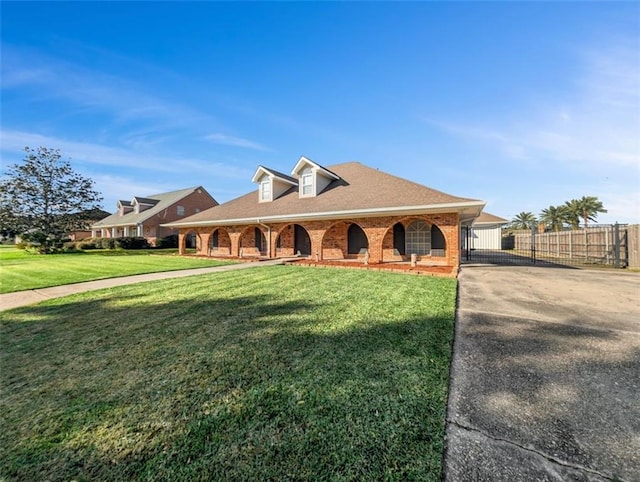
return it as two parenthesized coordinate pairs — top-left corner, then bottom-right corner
(0, 246), (234, 293)
(0, 266), (457, 481)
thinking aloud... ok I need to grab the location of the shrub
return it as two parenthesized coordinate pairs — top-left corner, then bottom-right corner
(117, 237), (150, 250)
(99, 238), (117, 250)
(78, 239), (98, 250)
(156, 235), (178, 248)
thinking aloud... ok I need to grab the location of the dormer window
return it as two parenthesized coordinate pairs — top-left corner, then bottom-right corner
(117, 200), (133, 216)
(291, 156), (340, 198)
(252, 166), (298, 203)
(301, 168), (313, 196)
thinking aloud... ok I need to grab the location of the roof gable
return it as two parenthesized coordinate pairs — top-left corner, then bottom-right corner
(291, 156), (340, 180)
(251, 166), (298, 185)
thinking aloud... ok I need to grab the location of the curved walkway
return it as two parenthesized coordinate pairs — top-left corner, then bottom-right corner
(0, 258), (292, 312)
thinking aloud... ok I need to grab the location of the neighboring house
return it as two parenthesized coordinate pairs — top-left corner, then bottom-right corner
(162, 157), (485, 269)
(68, 208), (112, 241)
(462, 211), (508, 250)
(92, 187), (218, 246)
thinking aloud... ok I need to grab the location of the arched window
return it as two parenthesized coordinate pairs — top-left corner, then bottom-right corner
(406, 220), (431, 255)
(393, 223), (405, 255)
(211, 229), (219, 249)
(347, 224), (368, 254)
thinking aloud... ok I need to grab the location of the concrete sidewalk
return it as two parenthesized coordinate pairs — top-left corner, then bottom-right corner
(0, 258), (292, 311)
(444, 265), (640, 481)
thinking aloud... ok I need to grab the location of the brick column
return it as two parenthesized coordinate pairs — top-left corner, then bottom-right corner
(430, 213), (459, 268)
(229, 230), (241, 257)
(198, 231), (212, 256)
(178, 230), (186, 255)
(363, 226), (387, 264)
(305, 222), (326, 261)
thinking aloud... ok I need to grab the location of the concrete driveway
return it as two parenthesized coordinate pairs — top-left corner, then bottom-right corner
(444, 265), (640, 482)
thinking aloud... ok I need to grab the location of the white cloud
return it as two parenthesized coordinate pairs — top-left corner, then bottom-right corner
(1, 44), (222, 136)
(0, 129), (253, 180)
(427, 37), (640, 170)
(204, 133), (271, 152)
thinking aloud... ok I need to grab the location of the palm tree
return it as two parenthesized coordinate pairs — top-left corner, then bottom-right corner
(562, 199), (581, 230)
(511, 211), (537, 230)
(574, 196), (607, 227)
(540, 205), (566, 232)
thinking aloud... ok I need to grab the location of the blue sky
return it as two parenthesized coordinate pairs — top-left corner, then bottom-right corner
(2, 2), (639, 223)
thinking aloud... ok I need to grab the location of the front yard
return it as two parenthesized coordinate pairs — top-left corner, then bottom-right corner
(0, 266), (457, 481)
(0, 246), (234, 293)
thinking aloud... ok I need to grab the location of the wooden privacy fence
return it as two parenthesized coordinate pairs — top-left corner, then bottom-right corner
(513, 224), (628, 267)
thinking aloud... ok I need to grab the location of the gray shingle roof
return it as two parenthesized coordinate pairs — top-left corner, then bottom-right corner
(473, 212), (508, 225)
(93, 186), (205, 228)
(254, 166), (298, 184)
(133, 197), (160, 205)
(165, 162), (484, 227)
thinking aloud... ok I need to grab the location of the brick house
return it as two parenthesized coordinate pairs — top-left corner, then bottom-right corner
(164, 158), (485, 269)
(91, 186), (218, 246)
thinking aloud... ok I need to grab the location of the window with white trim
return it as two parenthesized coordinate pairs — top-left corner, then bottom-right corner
(260, 179), (271, 201)
(301, 167), (313, 196)
(177, 205), (185, 216)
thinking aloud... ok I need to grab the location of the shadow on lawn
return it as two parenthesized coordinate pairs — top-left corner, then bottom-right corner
(1, 292), (454, 481)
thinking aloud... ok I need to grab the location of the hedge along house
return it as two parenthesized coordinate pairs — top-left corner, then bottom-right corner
(91, 186), (218, 246)
(163, 157), (485, 269)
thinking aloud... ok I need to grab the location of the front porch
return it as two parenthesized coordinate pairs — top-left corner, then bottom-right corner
(178, 212), (461, 269)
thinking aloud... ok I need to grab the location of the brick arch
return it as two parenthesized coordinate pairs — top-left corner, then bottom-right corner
(275, 223), (312, 257)
(179, 229), (202, 254)
(274, 224), (295, 257)
(209, 227), (232, 256)
(239, 225), (267, 257)
(379, 215), (451, 263)
(320, 220), (370, 260)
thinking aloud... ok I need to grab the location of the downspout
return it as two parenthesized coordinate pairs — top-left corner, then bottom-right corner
(257, 220), (272, 258)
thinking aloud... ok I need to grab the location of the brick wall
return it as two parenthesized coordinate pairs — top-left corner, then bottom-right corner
(179, 212), (460, 267)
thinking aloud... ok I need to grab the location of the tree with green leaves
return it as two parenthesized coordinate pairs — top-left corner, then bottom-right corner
(539, 205), (566, 232)
(561, 199), (581, 230)
(511, 211), (537, 230)
(0, 147), (103, 252)
(572, 195), (607, 228)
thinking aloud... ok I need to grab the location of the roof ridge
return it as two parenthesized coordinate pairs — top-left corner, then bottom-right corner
(328, 162), (481, 202)
(144, 186), (201, 199)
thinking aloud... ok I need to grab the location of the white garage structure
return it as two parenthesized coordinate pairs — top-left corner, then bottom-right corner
(464, 212), (508, 250)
